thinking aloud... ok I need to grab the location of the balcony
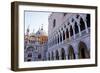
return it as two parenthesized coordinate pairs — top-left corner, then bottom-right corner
(48, 27), (90, 49)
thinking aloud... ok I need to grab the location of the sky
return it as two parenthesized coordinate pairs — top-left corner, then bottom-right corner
(24, 11), (51, 35)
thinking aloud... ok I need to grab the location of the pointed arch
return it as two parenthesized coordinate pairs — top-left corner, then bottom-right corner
(27, 59), (31, 61)
(48, 53), (50, 60)
(61, 48), (66, 60)
(56, 50), (59, 60)
(51, 51), (54, 60)
(68, 45), (75, 59)
(60, 33), (62, 42)
(38, 54), (41, 59)
(53, 19), (56, 28)
(28, 53), (32, 57)
(70, 26), (73, 36)
(27, 46), (34, 52)
(78, 41), (90, 59)
(66, 29), (69, 38)
(80, 18), (85, 31)
(75, 22), (79, 34)
(58, 34), (59, 44)
(63, 30), (65, 40)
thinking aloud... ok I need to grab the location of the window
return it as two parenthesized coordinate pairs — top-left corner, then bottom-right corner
(28, 53), (32, 57)
(53, 19), (56, 28)
(27, 47), (33, 51)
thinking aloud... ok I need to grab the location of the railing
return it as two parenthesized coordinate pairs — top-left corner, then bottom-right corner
(70, 35), (74, 40)
(75, 33), (80, 39)
(81, 30), (87, 36)
(88, 27), (90, 33)
(48, 27), (90, 49)
(64, 29), (89, 43)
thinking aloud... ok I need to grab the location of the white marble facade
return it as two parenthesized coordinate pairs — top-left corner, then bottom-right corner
(47, 12), (90, 60)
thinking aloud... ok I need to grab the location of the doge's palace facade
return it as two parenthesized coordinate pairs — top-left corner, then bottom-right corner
(47, 12), (90, 60)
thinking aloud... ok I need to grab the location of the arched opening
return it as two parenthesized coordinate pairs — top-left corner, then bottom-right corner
(72, 18), (74, 22)
(53, 19), (56, 28)
(54, 38), (55, 45)
(70, 26), (73, 36)
(51, 51), (54, 60)
(48, 53), (50, 60)
(68, 46), (75, 59)
(63, 13), (67, 16)
(61, 48), (66, 60)
(28, 53), (32, 57)
(75, 22), (79, 34)
(86, 14), (90, 27)
(27, 46), (34, 52)
(66, 29), (69, 38)
(63, 31), (65, 40)
(38, 54), (41, 59)
(58, 35), (59, 44)
(76, 14), (79, 19)
(27, 59), (31, 62)
(80, 18), (85, 31)
(60, 33), (62, 42)
(56, 50), (59, 60)
(78, 41), (90, 59)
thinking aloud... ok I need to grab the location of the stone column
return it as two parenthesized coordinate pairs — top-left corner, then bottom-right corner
(56, 35), (57, 45)
(50, 52), (52, 60)
(54, 51), (56, 60)
(68, 28), (71, 40)
(57, 32), (59, 46)
(84, 21), (88, 33)
(77, 23), (81, 36)
(59, 50), (62, 60)
(64, 30), (67, 41)
(61, 31), (63, 43)
(66, 55), (68, 60)
(75, 53), (79, 59)
(72, 25), (76, 39)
